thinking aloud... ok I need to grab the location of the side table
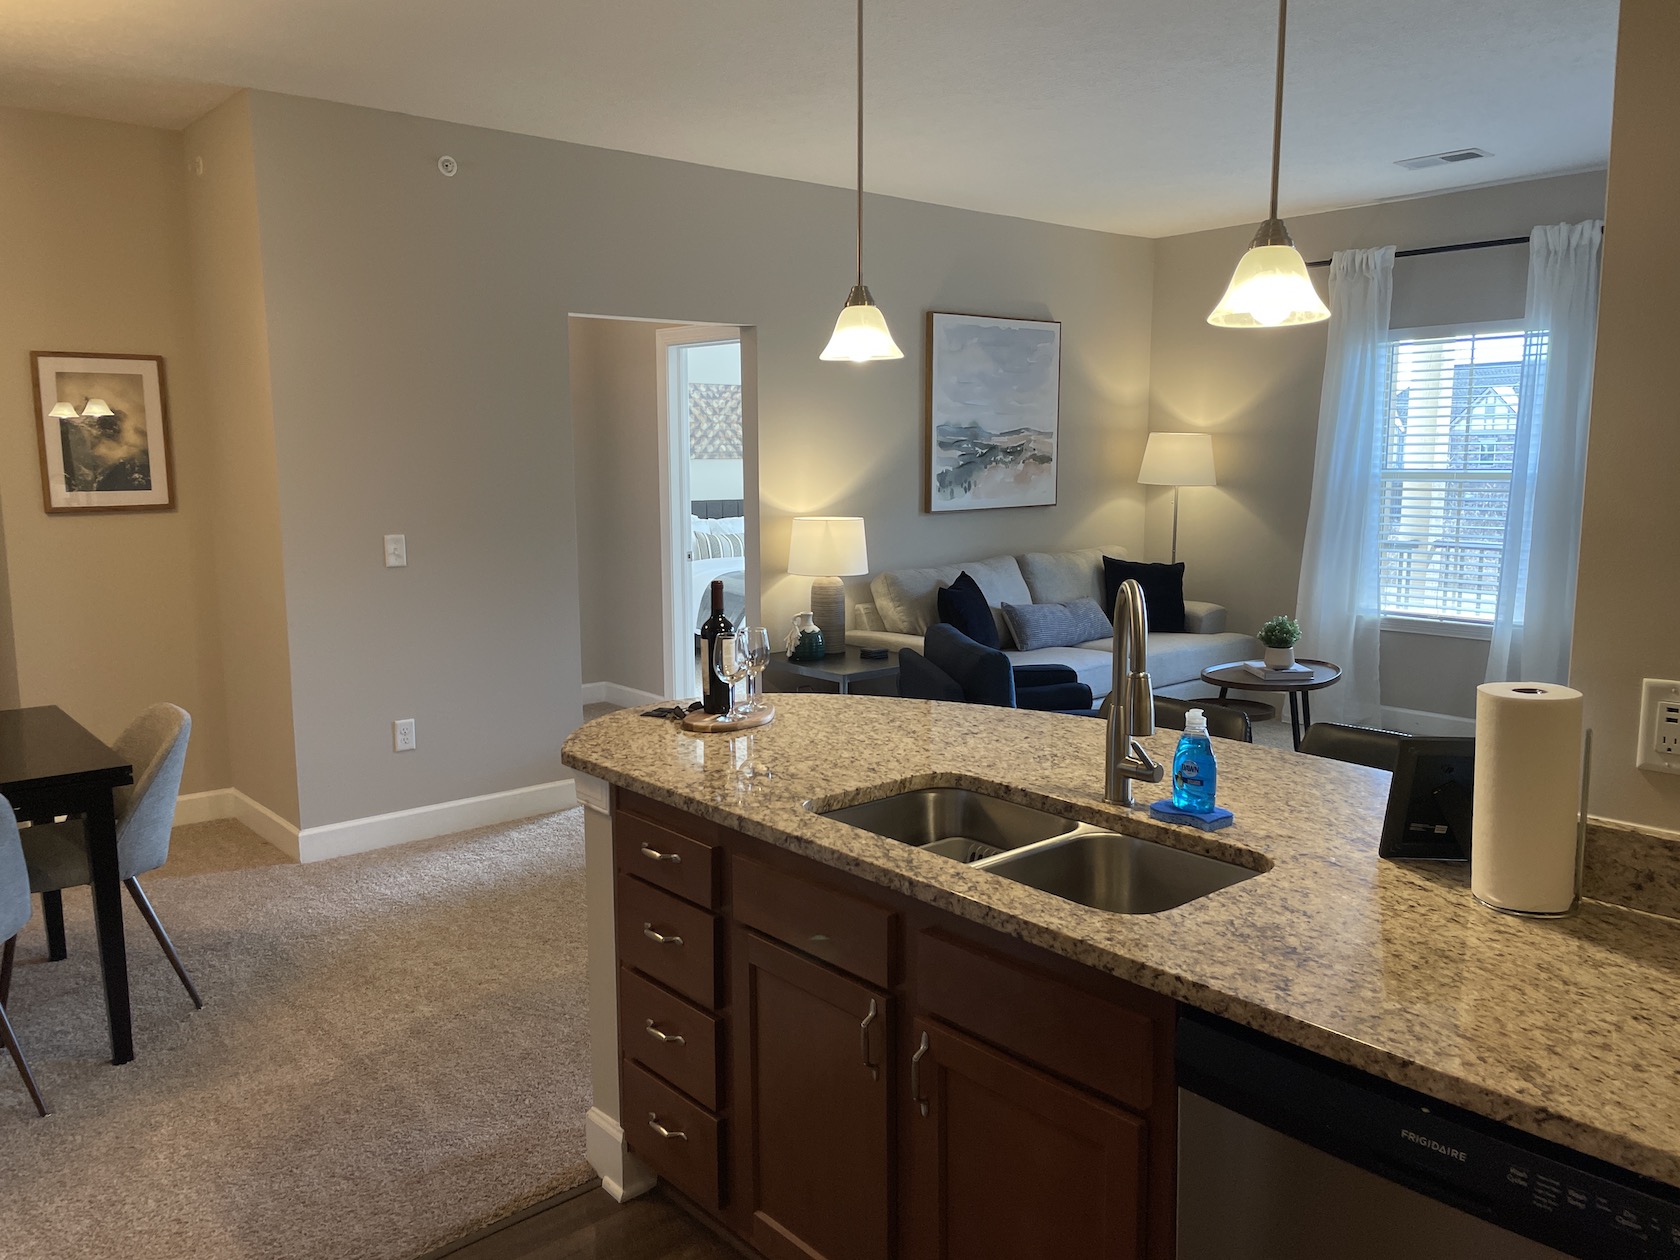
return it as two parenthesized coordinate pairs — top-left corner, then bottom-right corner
(763, 647), (901, 696)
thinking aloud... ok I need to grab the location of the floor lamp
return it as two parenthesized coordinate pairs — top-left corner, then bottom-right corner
(1138, 434), (1217, 564)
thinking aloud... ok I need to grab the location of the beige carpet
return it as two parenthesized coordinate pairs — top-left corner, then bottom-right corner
(0, 809), (596, 1259)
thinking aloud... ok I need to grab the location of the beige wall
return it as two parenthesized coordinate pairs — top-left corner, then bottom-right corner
(0, 107), (229, 792)
(1571, 0), (1680, 832)
(238, 91), (1154, 828)
(181, 95), (301, 823)
(570, 317), (674, 698)
(1148, 171), (1608, 720)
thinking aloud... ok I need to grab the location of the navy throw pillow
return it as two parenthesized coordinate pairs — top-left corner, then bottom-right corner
(936, 571), (1000, 649)
(1102, 557), (1187, 634)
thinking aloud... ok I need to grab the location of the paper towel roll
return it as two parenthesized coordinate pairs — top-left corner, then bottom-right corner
(1472, 682), (1585, 915)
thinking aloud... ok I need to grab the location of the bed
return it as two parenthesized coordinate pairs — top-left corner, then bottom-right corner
(690, 499), (747, 632)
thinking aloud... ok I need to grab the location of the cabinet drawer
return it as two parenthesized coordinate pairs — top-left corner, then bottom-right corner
(617, 875), (718, 1008)
(614, 811), (719, 908)
(916, 929), (1161, 1112)
(623, 1059), (723, 1209)
(619, 966), (721, 1110)
(732, 855), (895, 988)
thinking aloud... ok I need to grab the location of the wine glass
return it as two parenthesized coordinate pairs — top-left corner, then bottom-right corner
(713, 632), (752, 721)
(742, 626), (772, 712)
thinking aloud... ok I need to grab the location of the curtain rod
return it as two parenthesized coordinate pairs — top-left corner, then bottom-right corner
(1305, 235), (1531, 269)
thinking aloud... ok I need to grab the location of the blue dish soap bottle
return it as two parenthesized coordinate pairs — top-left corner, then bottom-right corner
(1172, 709), (1217, 812)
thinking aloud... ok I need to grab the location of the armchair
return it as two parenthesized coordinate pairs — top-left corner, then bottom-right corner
(899, 625), (1096, 714)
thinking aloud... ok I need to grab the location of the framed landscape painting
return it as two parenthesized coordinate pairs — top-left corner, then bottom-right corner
(31, 351), (174, 513)
(925, 312), (1061, 513)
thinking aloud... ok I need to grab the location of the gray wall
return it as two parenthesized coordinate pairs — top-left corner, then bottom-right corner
(241, 91), (1154, 828)
(1148, 171), (1608, 720)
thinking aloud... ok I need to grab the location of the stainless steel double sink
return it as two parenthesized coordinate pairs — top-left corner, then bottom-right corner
(820, 787), (1258, 915)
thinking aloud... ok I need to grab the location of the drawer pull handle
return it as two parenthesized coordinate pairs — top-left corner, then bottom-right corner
(911, 1031), (931, 1117)
(648, 1113), (688, 1141)
(642, 923), (683, 947)
(640, 843), (681, 864)
(645, 1019), (686, 1046)
(860, 998), (879, 1081)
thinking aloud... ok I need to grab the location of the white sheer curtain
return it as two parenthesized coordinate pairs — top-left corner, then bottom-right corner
(1485, 221), (1605, 685)
(1295, 247), (1395, 726)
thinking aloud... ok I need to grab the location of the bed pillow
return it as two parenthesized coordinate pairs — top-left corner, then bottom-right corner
(1102, 557), (1187, 634)
(1000, 598), (1113, 651)
(693, 514), (746, 536)
(693, 529), (746, 560)
(936, 571), (1001, 649)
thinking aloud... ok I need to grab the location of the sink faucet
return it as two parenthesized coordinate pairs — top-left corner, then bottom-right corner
(1106, 578), (1165, 807)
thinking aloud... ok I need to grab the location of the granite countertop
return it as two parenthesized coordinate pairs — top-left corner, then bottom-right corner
(562, 694), (1680, 1189)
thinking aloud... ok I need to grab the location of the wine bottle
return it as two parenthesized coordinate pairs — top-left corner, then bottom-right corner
(699, 579), (734, 714)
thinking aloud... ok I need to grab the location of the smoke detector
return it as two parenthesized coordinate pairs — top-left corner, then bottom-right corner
(1395, 148), (1490, 171)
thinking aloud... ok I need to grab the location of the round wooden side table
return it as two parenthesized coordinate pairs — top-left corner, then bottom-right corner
(1198, 659), (1342, 751)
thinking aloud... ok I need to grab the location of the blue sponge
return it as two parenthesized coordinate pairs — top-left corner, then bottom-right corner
(1148, 799), (1234, 831)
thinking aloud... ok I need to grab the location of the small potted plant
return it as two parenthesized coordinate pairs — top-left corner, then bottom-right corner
(1258, 615), (1302, 670)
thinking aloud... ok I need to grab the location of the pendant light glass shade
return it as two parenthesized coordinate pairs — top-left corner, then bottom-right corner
(821, 285), (903, 361)
(47, 403), (79, 419)
(80, 399), (115, 418)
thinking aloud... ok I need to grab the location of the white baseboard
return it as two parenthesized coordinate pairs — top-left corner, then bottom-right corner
(1380, 706), (1478, 736)
(585, 1106), (656, 1202)
(582, 681), (664, 709)
(173, 779), (578, 864)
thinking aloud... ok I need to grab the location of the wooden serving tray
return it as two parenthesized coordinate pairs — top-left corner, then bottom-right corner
(681, 705), (776, 734)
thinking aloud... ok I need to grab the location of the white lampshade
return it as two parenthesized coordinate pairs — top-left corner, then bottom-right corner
(820, 291), (903, 362)
(47, 403), (79, 419)
(1138, 433), (1217, 487)
(1207, 244), (1330, 328)
(80, 399), (116, 418)
(788, 516), (869, 576)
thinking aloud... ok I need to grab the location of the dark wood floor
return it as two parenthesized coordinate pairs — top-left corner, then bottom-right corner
(438, 1187), (742, 1260)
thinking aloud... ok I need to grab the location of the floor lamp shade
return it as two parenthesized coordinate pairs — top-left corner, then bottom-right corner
(1138, 434), (1217, 564)
(788, 516), (869, 656)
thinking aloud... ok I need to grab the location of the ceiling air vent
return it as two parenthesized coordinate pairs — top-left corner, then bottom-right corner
(1395, 148), (1491, 171)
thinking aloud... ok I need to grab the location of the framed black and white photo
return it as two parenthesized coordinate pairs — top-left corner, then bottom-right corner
(31, 351), (174, 513)
(925, 312), (1061, 513)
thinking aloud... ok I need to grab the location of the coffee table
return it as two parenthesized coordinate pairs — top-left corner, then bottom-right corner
(1199, 659), (1342, 751)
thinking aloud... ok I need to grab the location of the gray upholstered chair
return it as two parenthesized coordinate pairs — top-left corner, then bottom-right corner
(22, 704), (201, 1009)
(1, 796), (49, 1116)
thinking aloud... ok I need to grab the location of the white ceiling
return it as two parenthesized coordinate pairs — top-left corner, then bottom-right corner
(0, 0), (1619, 237)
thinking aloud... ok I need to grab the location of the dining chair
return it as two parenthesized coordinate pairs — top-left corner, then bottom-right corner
(1299, 722), (1410, 772)
(22, 704), (201, 1009)
(1, 796), (50, 1116)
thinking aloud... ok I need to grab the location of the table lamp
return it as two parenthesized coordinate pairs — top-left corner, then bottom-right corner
(788, 516), (869, 656)
(1137, 433), (1216, 564)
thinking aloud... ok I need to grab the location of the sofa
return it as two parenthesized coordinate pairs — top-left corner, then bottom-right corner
(848, 546), (1260, 705)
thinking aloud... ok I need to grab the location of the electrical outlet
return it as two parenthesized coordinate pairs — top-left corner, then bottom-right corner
(384, 534), (407, 568)
(1636, 679), (1680, 774)
(393, 718), (417, 752)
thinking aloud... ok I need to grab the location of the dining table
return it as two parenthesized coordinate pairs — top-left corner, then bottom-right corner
(0, 706), (135, 1065)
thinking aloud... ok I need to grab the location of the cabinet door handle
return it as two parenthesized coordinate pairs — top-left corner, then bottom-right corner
(859, 998), (879, 1081)
(647, 1112), (688, 1141)
(642, 923), (683, 947)
(911, 1031), (931, 1117)
(640, 843), (681, 864)
(645, 1019), (686, 1046)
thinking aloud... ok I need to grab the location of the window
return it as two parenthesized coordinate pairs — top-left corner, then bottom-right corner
(1378, 327), (1536, 625)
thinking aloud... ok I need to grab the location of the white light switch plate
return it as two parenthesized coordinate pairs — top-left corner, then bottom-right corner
(1636, 679), (1680, 774)
(393, 718), (416, 752)
(384, 534), (407, 567)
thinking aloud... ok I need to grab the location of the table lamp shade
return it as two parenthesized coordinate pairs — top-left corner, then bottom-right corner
(787, 517), (869, 576)
(1138, 433), (1217, 486)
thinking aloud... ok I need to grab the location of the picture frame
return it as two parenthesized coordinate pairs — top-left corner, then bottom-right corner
(925, 311), (1061, 513)
(31, 351), (174, 513)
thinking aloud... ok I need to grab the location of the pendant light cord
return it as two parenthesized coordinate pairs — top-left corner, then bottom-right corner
(855, 0), (865, 288)
(1269, 0), (1287, 222)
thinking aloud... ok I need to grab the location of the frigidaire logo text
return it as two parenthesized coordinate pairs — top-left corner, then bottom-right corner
(1402, 1128), (1468, 1162)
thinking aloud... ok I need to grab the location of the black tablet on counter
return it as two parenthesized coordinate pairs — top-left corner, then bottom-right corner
(1379, 736), (1477, 862)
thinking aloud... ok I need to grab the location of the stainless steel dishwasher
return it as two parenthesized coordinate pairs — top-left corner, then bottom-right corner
(1176, 1009), (1680, 1259)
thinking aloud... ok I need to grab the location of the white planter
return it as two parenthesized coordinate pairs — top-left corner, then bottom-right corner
(1264, 645), (1297, 670)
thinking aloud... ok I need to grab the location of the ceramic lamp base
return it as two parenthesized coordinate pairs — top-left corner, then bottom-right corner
(809, 575), (846, 656)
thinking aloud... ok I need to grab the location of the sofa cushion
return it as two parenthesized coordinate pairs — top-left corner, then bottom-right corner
(1145, 632), (1262, 689)
(1103, 557), (1187, 634)
(871, 554), (1031, 645)
(936, 571), (1000, 649)
(1004, 646), (1114, 700)
(1017, 546), (1126, 609)
(1001, 598), (1112, 651)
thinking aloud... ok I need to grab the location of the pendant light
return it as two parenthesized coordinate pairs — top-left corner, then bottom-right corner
(1207, 0), (1330, 328)
(820, 0), (903, 361)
